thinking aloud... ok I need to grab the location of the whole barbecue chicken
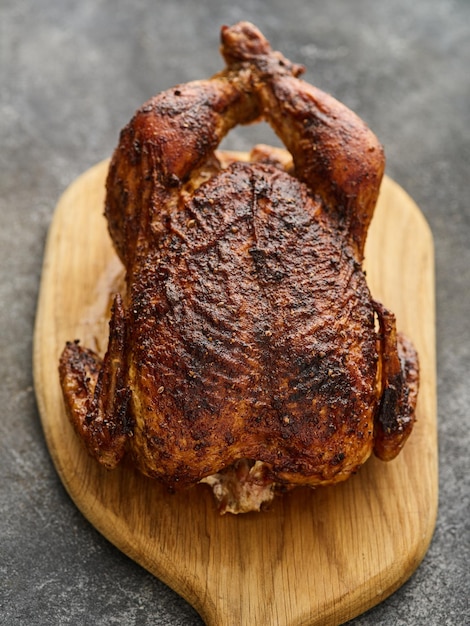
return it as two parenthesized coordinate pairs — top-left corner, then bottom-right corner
(59, 22), (419, 514)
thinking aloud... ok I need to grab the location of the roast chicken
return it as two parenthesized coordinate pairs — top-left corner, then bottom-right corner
(59, 22), (419, 513)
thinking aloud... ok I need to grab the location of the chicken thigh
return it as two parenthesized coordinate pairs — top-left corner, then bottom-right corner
(59, 22), (419, 513)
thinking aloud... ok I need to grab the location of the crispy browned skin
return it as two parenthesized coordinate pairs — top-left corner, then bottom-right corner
(59, 22), (419, 493)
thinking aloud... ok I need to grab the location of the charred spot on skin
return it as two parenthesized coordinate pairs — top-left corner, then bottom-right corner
(248, 246), (287, 282)
(117, 388), (133, 435)
(330, 452), (346, 466)
(166, 172), (182, 188)
(224, 432), (235, 445)
(378, 373), (404, 433)
(193, 440), (210, 453)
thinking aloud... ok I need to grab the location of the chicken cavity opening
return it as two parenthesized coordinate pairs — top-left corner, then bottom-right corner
(200, 458), (281, 515)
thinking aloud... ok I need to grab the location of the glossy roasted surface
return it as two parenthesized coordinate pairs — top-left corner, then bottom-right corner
(59, 22), (418, 492)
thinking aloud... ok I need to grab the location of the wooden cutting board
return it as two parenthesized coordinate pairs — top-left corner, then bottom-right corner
(33, 158), (437, 626)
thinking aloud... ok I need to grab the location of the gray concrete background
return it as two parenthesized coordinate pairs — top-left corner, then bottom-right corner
(1, 1), (469, 624)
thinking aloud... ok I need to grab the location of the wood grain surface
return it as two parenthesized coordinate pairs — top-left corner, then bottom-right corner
(33, 158), (437, 626)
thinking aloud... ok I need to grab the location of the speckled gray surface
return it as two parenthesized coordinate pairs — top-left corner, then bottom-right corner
(1, 1), (469, 624)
